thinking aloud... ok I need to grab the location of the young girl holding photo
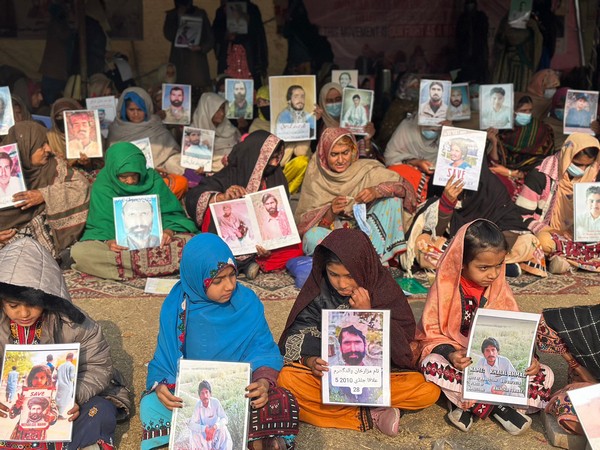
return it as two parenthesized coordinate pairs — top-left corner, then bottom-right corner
(414, 220), (554, 435)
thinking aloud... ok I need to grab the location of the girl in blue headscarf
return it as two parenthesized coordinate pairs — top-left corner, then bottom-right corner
(107, 86), (188, 199)
(140, 233), (299, 450)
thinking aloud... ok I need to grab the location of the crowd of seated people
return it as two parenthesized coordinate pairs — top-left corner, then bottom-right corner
(1, 1), (600, 447)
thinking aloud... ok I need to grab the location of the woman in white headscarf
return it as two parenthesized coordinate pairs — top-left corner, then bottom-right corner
(191, 92), (240, 172)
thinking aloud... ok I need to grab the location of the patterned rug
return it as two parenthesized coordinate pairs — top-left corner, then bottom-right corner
(407, 270), (600, 298)
(64, 267), (600, 301)
(64, 269), (300, 302)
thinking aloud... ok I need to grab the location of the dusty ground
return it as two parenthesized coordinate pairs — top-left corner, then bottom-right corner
(73, 286), (599, 450)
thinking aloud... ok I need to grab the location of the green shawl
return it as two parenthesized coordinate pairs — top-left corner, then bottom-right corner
(81, 142), (197, 241)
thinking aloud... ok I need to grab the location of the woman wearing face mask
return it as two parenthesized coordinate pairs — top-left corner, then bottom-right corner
(384, 114), (448, 202)
(315, 82), (378, 159)
(487, 95), (554, 198)
(523, 69), (561, 118)
(515, 133), (600, 273)
(249, 85), (310, 194)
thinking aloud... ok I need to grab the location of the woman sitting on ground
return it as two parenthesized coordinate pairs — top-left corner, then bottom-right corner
(0, 121), (89, 260)
(405, 162), (546, 278)
(185, 130), (302, 279)
(71, 142), (197, 280)
(0, 237), (131, 449)
(107, 87), (188, 199)
(515, 133), (600, 273)
(415, 220), (554, 435)
(46, 97), (105, 182)
(487, 95), (555, 197)
(190, 92), (240, 174)
(278, 228), (440, 436)
(296, 127), (417, 266)
(140, 233), (298, 450)
(384, 114), (445, 202)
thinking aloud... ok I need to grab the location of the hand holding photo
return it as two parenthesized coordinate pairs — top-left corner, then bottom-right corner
(174, 15), (203, 48)
(432, 126), (487, 191)
(563, 89), (598, 135)
(463, 309), (541, 407)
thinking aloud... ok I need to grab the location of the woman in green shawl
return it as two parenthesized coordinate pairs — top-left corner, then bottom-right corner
(71, 142), (197, 280)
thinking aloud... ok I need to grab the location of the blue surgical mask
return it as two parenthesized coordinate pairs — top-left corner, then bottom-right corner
(325, 102), (342, 119)
(553, 108), (564, 121)
(544, 88), (557, 99)
(567, 163), (585, 178)
(421, 129), (439, 140)
(515, 112), (532, 126)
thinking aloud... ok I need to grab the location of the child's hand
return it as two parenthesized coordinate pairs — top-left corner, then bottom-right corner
(245, 379), (269, 409)
(349, 287), (371, 309)
(305, 356), (329, 377)
(156, 383), (183, 410)
(67, 403), (80, 422)
(449, 350), (472, 370)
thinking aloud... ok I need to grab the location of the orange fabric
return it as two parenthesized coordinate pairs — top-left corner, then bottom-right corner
(277, 363), (440, 431)
(387, 164), (429, 203)
(413, 220), (519, 365)
(162, 173), (188, 200)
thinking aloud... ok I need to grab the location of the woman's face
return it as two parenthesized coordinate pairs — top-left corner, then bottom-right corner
(31, 91), (43, 109)
(125, 101), (145, 123)
(13, 104), (23, 122)
(327, 142), (353, 173)
(449, 144), (463, 162)
(515, 102), (533, 114)
(2, 299), (44, 327)
(571, 152), (596, 172)
(31, 143), (53, 166)
(212, 103), (226, 127)
(206, 266), (237, 303)
(325, 88), (342, 105)
(325, 262), (358, 297)
(118, 172), (140, 185)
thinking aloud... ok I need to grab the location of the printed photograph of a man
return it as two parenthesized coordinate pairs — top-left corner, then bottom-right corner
(162, 84), (192, 125)
(114, 196), (163, 250)
(564, 90), (598, 134)
(256, 192), (292, 241)
(225, 79), (253, 119)
(64, 110), (102, 159)
(270, 75), (317, 142)
(479, 84), (514, 130)
(0, 146), (26, 209)
(340, 88), (373, 136)
(418, 80), (450, 126)
(574, 183), (600, 242)
(447, 84), (471, 121)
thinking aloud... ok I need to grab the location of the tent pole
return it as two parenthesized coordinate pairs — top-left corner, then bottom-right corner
(77, 0), (88, 99)
(574, 0), (585, 67)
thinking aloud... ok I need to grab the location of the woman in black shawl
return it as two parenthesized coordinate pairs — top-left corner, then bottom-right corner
(185, 130), (302, 277)
(278, 228), (439, 435)
(403, 162), (546, 277)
